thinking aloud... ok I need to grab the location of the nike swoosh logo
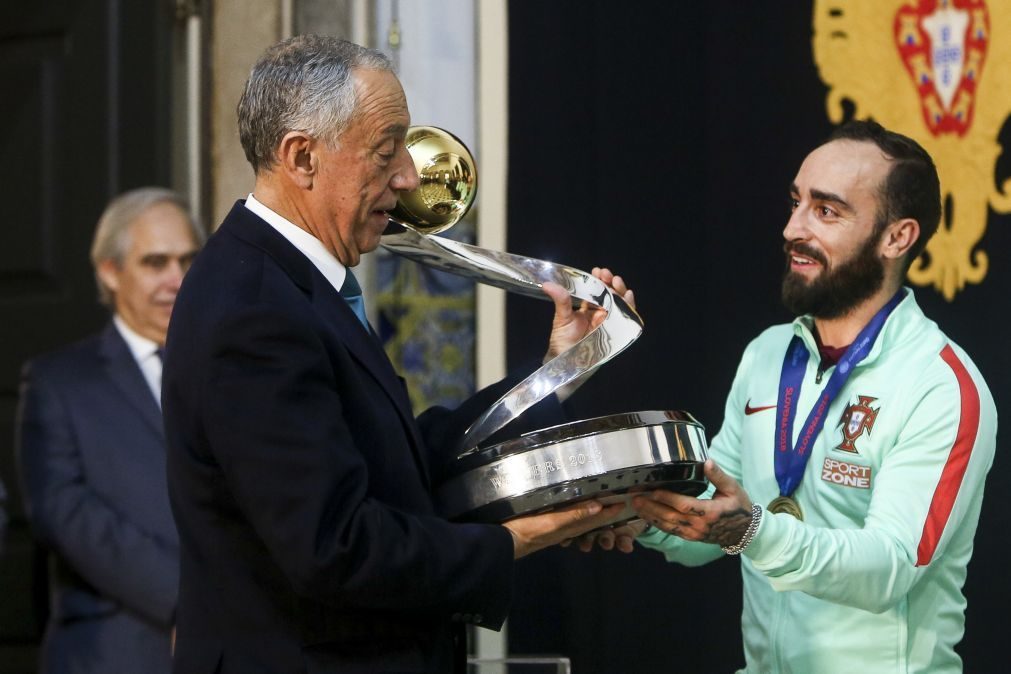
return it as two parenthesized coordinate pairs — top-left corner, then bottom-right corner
(744, 400), (777, 415)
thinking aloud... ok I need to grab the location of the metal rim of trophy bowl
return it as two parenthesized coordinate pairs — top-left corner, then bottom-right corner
(385, 126), (710, 525)
(436, 411), (709, 524)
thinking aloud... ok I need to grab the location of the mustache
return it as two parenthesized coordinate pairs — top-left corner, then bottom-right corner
(784, 241), (828, 267)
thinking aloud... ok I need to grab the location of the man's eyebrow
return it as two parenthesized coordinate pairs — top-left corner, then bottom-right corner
(810, 189), (853, 211)
(381, 123), (408, 139)
(791, 182), (853, 212)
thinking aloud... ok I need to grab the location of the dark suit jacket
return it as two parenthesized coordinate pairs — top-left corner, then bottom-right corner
(17, 322), (179, 674)
(163, 202), (561, 674)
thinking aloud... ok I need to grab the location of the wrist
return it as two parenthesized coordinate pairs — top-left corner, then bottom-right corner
(721, 503), (762, 556)
(502, 522), (531, 559)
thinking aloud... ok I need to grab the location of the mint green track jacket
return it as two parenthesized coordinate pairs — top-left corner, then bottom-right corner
(640, 291), (996, 673)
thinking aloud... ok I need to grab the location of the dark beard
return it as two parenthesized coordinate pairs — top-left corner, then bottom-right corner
(781, 233), (885, 320)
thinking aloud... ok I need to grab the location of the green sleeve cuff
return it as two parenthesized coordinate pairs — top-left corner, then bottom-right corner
(636, 524), (671, 549)
(743, 507), (793, 566)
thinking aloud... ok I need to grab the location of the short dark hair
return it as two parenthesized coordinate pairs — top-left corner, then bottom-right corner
(829, 120), (941, 268)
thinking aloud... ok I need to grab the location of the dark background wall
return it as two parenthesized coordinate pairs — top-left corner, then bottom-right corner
(2, 2), (1007, 673)
(505, 2), (1010, 672)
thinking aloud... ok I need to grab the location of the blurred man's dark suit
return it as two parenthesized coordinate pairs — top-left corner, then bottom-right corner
(17, 323), (178, 674)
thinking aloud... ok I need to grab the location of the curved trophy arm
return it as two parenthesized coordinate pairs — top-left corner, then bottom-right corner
(380, 222), (643, 453)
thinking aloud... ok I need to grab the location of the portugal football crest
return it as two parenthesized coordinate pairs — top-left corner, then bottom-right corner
(837, 396), (879, 453)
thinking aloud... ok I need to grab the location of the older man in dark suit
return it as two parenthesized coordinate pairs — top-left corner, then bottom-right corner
(162, 35), (633, 673)
(17, 188), (203, 674)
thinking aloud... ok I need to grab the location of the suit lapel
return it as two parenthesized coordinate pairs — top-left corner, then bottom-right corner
(220, 203), (432, 485)
(316, 277), (433, 487)
(99, 323), (164, 438)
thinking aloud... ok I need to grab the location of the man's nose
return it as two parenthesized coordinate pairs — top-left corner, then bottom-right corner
(783, 207), (808, 242)
(165, 260), (186, 289)
(391, 149), (420, 192)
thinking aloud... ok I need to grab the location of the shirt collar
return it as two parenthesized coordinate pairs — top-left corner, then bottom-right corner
(245, 193), (349, 293)
(113, 314), (160, 362)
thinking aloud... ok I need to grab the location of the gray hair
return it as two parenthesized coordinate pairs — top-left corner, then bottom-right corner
(237, 35), (393, 174)
(90, 187), (204, 306)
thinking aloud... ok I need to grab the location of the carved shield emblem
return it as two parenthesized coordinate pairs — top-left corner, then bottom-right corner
(813, 0), (1011, 300)
(895, 0), (988, 137)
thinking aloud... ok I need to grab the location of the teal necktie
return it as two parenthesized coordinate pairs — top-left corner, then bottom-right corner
(340, 269), (369, 329)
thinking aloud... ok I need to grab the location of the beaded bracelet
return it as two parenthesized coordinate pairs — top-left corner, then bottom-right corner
(721, 503), (763, 556)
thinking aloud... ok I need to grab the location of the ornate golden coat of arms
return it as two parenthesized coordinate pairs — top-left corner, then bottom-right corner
(813, 0), (1011, 300)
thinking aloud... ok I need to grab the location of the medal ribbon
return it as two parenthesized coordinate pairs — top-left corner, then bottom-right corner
(774, 290), (905, 497)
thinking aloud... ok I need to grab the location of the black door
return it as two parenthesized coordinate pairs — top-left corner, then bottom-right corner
(0, 1), (174, 670)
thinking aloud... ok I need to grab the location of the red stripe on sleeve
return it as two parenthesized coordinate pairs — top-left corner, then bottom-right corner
(915, 345), (981, 566)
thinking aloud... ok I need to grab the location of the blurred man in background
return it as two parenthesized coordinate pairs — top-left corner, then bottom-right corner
(17, 187), (203, 674)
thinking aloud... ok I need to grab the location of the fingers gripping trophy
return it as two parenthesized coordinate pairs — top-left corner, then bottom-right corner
(382, 126), (709, 526)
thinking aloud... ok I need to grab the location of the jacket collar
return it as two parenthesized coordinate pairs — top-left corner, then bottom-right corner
(791, 287), (926, 369)
(98, 322), (164, 437)
(220, 201), (431, 485)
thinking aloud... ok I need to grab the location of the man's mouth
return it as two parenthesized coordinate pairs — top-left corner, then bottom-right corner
(785, 243), (827, 269)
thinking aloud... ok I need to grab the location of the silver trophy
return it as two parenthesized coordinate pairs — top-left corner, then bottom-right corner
(382, 126), (708, 525)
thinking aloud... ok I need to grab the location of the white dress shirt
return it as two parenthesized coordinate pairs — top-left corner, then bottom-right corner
(113, 315), (163, 406)
(244, 193), (351, 294)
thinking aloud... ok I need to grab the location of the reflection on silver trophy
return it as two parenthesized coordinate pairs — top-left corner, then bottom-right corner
(382, 126), (709, 525)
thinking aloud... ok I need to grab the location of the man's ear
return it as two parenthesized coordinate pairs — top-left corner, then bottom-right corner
(276, 131), (317, 188)
(880, 218), (920, 261)
(96, 259), (121, 294)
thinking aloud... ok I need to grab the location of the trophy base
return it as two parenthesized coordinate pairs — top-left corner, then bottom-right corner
(436, 411), (709, 524)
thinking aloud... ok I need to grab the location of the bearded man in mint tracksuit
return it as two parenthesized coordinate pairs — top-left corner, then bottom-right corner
(590, 120), (996, 673)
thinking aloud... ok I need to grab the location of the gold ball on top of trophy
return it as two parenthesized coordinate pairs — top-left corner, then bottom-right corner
(388, 126), (477, 235)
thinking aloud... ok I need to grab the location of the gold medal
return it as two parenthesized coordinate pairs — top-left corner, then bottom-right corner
(767, 495), (804, 520)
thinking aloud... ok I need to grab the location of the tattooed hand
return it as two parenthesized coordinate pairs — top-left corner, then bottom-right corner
(632, 459), (753, 547)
